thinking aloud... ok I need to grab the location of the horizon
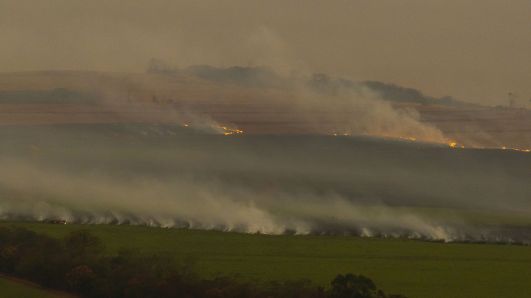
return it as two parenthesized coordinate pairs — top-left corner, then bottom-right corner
(1, 0), (531, 106)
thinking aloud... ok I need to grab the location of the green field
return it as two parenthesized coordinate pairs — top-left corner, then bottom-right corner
(2, 222), (531, 298)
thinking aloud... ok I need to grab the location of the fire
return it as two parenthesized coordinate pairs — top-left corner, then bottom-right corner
(328, 133), (529, 153)
(181, 123), (244, 136)
(500, 147), (530, 153)
(220, 126), (244, 136)
(331, 131), (351, 137)
(399, 136), (416, 142)
(447, 141), (529, 153)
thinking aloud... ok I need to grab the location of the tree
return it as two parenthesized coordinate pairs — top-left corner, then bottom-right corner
(329, 274), (386, 298)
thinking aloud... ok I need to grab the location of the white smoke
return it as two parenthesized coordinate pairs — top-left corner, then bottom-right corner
(288, 83), (447, 143)
(0, 158), (523, 243)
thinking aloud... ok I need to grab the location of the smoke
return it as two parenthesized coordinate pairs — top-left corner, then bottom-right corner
(0, 3), (529, 246)
(1, 18), (522, 147)
(0, 125), (529, 243)
(87, 62), (449, 144)
(0, 158), (462, 240)
(287, 81), (447, 143)
(1, 158), (529, 244)
(0, 13), (450, 144)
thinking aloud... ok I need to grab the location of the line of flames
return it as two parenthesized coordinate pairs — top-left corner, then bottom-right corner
(181, 123), (244, 136)
(330, 131), (529, 153)
(219, 126), (244, 136)
(180, 125), (529, 152)
(446, 140), (530, 152)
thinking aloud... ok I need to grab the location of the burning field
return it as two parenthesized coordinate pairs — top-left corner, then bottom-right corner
(0, 121), (529, 243)
(0, 69), (529, 244)
(3, 3), (531, 297)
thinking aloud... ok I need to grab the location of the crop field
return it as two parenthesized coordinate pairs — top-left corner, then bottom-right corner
(0, 124), (530, 297)
(1, 124), (529, 240)
(3, 3), (531, 297)
(2, 222), (531, 298)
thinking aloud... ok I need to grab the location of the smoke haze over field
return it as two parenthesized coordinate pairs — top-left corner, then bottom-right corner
(0, 125), (529, 242)
(0, 1), (530, 245)
(0, 66), (455, 144)
(1, 0), (531, 105)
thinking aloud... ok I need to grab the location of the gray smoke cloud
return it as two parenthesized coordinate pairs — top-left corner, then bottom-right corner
(0, 158), (468, 240)
(0, 66), (450, 143)
(0, 2), (529, 246)
(287, 81), (447, 143)
(0, 125), (529, 243)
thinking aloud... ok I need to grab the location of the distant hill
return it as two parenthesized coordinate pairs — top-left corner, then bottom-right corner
(306, 72), (473, 107)
(148, 62), (472, 107)
(0, 69), (528, 148)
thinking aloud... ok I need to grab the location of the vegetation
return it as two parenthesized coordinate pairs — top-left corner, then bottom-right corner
(2, 222), (531, 298)
(0, 225), (404, 298)
(0, 276), (64, 298)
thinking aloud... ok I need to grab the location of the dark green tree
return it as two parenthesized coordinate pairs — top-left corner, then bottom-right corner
(329, 274), (386, 298)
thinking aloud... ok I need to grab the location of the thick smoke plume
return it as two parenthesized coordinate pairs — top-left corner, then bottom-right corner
(289, 81), (446, 143)
(0, 158), (480, 241)
(92, 63), (450, 144)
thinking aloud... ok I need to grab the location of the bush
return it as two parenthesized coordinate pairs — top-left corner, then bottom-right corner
(330, 274), (383, 298)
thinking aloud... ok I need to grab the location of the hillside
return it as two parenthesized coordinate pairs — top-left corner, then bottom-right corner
(0, 70), (529, 149)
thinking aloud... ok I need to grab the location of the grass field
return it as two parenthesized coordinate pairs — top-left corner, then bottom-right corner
(2, 222), (531, 298)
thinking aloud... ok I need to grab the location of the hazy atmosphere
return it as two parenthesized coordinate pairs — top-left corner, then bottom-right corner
(0, 2), (530, 297)
(1, 0), (531, 105)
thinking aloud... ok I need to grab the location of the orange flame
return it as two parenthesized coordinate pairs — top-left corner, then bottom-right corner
(220, 126), (244, 136)
(448, 141), (458, 148)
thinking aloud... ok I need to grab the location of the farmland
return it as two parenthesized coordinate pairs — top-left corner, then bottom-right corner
(0, 71), (529, 297)
(2, 222), (531, 298)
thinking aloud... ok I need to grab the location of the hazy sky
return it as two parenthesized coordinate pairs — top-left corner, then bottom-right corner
(1, 0), (530, 105)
